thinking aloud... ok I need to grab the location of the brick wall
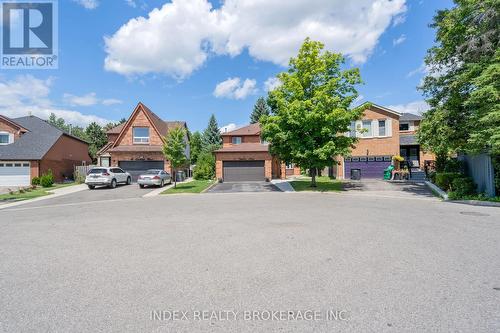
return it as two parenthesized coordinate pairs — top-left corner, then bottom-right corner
(0, 119), (22, 141)
(222, 134), (261, 147)
(215, 151), (272, 180)
(40, 135), (91, 182)
(115, 109), (164, 146)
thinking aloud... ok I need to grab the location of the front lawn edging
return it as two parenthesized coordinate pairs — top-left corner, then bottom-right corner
(424, 181), (448, 200)
(201, 180), (218, 193)
(450, 200), (500, 208)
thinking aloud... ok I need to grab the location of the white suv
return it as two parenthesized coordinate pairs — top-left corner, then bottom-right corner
(85, 167), (132, 189)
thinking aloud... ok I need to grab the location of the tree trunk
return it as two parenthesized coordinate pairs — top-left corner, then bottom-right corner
(311, 168), (317, 187)
(173, 169), (177, 188)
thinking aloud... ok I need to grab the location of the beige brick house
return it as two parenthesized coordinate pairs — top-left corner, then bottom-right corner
(97, 102), (189, 181)
(214, 123), (301, 182)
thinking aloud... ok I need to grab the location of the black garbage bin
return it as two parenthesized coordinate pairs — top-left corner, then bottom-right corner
(350, 168), (361, 180)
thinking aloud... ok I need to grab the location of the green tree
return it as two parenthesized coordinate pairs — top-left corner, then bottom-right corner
(202, 114), (222, 151)
(163, 127), (188, 188)
(250, 97), (270, 123)
(260, 38), (363, 187)
(193, 151), (215, 180)
(85, 122), (107, 162)
(190, 131), (203, 164)
(418, 0), (499, 155)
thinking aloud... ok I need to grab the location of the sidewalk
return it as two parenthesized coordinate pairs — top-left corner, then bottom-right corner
(270, 179), (295, 192)
(0, 184), (87, 210)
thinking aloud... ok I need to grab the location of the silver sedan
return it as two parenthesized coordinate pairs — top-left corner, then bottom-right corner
(137, 169), (171, 188)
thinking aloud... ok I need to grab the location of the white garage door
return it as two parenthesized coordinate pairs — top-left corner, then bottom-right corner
(0, 161), (31, 186)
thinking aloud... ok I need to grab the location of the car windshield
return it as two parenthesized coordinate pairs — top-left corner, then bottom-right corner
(144, 170), (160, 175)
(89, 169), (107, 174)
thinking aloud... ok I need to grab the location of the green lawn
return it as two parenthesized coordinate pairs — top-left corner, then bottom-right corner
(0, 183), (76, 202)
(290, 176), (343, 192)
(161, 180), (215, 194)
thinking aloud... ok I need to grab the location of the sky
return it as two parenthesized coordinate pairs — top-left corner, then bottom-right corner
(0, 0), (454, 132)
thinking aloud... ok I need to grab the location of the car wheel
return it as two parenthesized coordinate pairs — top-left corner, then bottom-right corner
(160, 180), (164, 187)
(139, 184), (145, 189)
(88, 185), (95, 190)
(110, 179), (117, 189)
(126, 177), (132, 185)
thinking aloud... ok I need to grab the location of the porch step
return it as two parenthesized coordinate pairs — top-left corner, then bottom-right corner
(410, 171), (426, 181)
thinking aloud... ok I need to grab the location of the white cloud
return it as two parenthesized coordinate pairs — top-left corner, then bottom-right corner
(0, 75), (112, 127)
(102, 98), (123, 106)
(393, 34), (406, 46)
(213, 77), (257, 100)
(63, 92), (99, 107)
(392, 14), (406, 26)
(353, 95), (364, 105)
(388, 100), (430, 115)
(407, 63), (426, 78)
(73, 0), (99, 10)
(63, 93), (123, 107)
(264, 77), (282, 92)
(219, 123), (244, 134)
(104, 0), (407, 78)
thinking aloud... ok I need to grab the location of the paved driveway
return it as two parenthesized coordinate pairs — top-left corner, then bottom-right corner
(8, 183), (158, 209)
(342, 179), (435, 200)
(207, 181), (281, 193)
(1, 192), (499, 332)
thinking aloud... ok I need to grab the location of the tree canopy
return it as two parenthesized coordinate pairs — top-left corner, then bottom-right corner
(163, 127), (188, 187)
(85, 122), (107, 162)
(418, 0), (499, 156)
(260, 38), (363, 186)
(202, 114), (222, 151)
(189, 131), (203, 164)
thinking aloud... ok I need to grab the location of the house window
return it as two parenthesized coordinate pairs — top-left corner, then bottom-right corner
(378, 120), (386, 136)
(399, 122), (409, 131)
(362, 120), (372, 137)
(232, 137), (242, 145)
(133, 127), (149, 144)
(286, 163), (294, 169)
(349, 122), (356, 137)
(0, 132), (9, 145)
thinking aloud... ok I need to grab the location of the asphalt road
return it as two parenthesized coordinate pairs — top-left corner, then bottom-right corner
(0, 192), (499, 332)
(207, 181), (281, 193)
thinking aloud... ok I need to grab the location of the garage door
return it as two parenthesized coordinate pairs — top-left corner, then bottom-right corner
(0, 161), (31, 186)
(118, 160), (164, 181)
(344, 156), (391, 179)
(223, 161), (265, 182)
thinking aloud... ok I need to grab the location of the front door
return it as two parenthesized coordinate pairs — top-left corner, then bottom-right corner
(400, 146), (420, 168)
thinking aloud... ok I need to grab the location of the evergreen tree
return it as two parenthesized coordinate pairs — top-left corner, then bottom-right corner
(250, 97), (270, 123)
(202, 114), (222, 151)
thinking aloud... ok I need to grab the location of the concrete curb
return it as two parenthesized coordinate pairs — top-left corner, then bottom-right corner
(0, 183), (87, 210)
(201, 180), (218, 193)
(270, 179), (295, 192)
(425, 181), (448, 200)
(447, 200), (500, 208)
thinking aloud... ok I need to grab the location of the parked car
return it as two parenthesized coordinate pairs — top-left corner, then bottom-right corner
(137, 169), (171, 188)
(85, 167), (132, 189)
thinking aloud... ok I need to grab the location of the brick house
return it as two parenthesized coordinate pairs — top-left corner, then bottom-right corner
(0, 115), (91, 186)
(97, 102), (189, 181)
(214, 123), (301, 182)
(335, 102), (434, 179)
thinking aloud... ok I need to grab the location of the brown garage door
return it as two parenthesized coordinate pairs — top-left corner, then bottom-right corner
(223, 161), (265, 182)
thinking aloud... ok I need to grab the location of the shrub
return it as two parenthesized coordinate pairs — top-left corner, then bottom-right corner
(434, 172), (462, 191)
(19, 188), (25, 193)
(428, 170), (437, 183)
(449, 176), (476, 198)
(443, 158), (463, 173)
(40, 170), (54, 188)
(31, 177), (40, 185)
(193, 152), (215, 180)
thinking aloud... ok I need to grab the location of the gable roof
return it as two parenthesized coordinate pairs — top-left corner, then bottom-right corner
(357, 102), (401, 117)
(400, 113), (422, 121)
(0, 115), (29, 132)
(0, 115), (87, 160)
(222, 123), (261, 136)
(111, 102), (188, 148)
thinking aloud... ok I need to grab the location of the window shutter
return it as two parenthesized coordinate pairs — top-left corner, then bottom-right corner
(9, 133), (14, 143)
(372, 120), (378, 137)
(386, 119), (392, 137)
